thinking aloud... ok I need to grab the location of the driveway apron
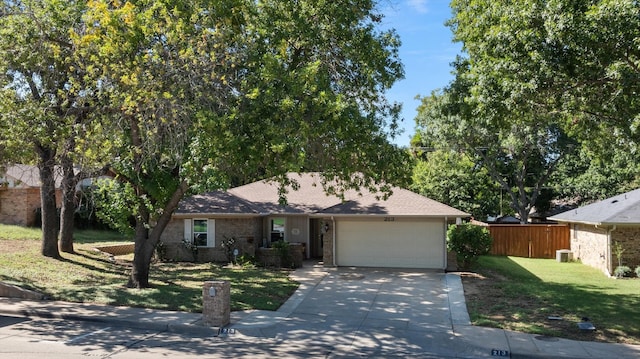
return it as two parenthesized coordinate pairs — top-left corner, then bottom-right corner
(254, 267), (459, 358)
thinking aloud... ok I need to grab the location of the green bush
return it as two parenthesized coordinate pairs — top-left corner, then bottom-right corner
(447, 223), (493, 270)
(614, 265), (632, 278)
(636, 266), (640, 278)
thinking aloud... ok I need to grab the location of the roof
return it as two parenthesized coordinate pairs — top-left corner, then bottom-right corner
(176, 173), (469, 217)
(176, 191), (263, 215)
(0, 164), (63, 188)
(549, 188), (640, 225)
(320, 188), (468, 217)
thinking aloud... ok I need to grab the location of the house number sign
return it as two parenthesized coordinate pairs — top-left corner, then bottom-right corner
(384, 217), (395, 222)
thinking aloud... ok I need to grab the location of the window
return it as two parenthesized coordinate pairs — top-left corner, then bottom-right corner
(193, 219), (208, 246)
(270, 217), (285, 242)
(184, 218), (215, 247)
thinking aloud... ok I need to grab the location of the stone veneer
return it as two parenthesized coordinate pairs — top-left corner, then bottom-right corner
(571, 224), (640, 275)
(160, 217), (262, 262)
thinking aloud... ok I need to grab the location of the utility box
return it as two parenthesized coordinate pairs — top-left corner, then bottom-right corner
(202, 280), (230, 327)
(556, 249), (573, 263)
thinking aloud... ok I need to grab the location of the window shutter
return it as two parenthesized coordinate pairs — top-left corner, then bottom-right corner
(207, 219), (215, 247)
(184, 219), (192, 243)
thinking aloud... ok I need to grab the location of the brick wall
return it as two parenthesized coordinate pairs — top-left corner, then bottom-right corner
(0, 188), (41, 226)
(571, 224), (640, 275)
(571, 224), (608, 274)
(612, 227), (640, 270)
(160, 217), (262, 262)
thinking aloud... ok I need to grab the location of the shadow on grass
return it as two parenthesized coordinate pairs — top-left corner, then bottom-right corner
(469, 256), (640, 343)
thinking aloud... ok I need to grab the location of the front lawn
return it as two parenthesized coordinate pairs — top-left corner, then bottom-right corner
(461, 256), (640, 344)
(0, 224), (298, 312)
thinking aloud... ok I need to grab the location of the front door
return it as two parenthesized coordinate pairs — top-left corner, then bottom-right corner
(310, 218), (323, 258)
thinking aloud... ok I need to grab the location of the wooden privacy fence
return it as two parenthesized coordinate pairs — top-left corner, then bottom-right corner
(472, 221), (570, 259)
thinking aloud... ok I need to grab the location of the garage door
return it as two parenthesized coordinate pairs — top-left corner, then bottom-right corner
(336, 219), (445, 269)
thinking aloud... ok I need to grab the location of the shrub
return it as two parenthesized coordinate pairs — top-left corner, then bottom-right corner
(614, 266), (632, 278)
(272, 240), (292, 268)
(447, 224), (493, 270)
(636, 266), (640, 278)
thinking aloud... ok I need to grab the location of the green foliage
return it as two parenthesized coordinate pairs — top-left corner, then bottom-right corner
(440, 0), (640, 213)
(447, 224), (493, 270)
(614, 266), (632, 279)
(221, 236), (237, 264)
(635, 266), (640, 278)
(92, 179), (136, 236)
(272, 240), (292, 268)
(411, 149), (500, 220)
(613, 241), (626, 268)
(181, 239), (199, 263)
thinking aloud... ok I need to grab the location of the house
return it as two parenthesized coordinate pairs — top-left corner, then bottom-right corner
(0, 164), (62, 226)
(0, 164), (111, 227)
(549, 188), (640, 276)
(160, 173), (469, 269)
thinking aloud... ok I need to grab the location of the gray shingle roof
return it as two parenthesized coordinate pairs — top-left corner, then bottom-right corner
(176, 173), (470, 217)
(320, 187), (469, 217)
(549, 188), (640, 225)
(176, 191), (262, 215)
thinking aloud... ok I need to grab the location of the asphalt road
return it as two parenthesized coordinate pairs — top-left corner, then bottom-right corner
(0, 314), (452, 359)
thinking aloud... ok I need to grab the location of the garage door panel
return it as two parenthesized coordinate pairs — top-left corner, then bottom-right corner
(336, 220), (444, 269)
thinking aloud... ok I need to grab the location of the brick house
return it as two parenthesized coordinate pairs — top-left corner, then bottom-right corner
(549, 188), (640, 276)
(160, 173), (469, 269)
(0, 164), (62, 226)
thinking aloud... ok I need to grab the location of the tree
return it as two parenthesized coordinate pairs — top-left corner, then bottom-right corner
(414, 77), (575, 223)
(411, 148), (500, 220)
(412, 1), (591, 222)
(0, 0), (97, 256)
(79, 0), (409, 288)
(445, 0), (640, 205)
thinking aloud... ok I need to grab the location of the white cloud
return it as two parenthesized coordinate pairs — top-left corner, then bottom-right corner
(407, 0), (429, 14)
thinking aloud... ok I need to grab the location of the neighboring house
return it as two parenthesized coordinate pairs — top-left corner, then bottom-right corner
(0, 164), (110, 227)
(0, 164), (62, 226)
(549, 188), (640, 276)
(161, 173), (469, 269)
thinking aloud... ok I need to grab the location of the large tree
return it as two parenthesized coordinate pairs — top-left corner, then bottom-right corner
(0, 0), (98, 256)
(444, 0), (640, 205)
(79, 0), (409, 288)
(411, 148), (500, 221)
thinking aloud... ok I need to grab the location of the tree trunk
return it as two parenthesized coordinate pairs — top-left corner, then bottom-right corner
(128, 217), (154, 288)
(59, 153), (78, 253)
(36, 145), (61, 259)
(127, 180), (189, 288)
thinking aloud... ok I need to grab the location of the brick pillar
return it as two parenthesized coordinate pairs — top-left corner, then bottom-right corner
(202, 281), (230, 327)
(322, 219), (334, 267)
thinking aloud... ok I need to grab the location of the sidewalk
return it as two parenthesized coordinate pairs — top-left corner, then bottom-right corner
(1, 263), (640, 358)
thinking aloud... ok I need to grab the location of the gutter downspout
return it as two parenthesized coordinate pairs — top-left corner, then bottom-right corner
(332, 216), (336, 267)
(444, 216), (448, 271)
(607, 225), (617, 277)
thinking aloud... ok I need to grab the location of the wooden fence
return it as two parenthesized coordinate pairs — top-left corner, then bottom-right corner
(472, 221), (570, 259)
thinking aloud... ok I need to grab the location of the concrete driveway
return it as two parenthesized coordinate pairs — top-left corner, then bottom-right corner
(231, 266), (473, 358)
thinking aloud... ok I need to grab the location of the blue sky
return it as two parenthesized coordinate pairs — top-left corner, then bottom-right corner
(381, 1), (461, 147)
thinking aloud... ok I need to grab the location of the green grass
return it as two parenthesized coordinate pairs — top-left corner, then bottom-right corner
(465, 256), (640, 344)
(0, 224), (298, 312)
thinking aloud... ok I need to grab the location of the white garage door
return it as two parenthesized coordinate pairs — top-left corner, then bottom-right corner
(336, 219), (445, 269)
